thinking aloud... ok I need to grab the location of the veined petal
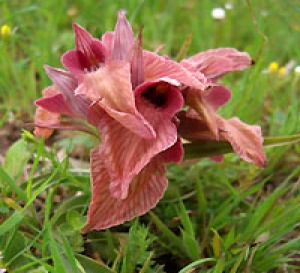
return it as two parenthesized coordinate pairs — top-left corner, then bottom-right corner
(218, 117), (266, 167)
(79, 61), (155, 138)
(62, 24), (106, 75)
(34, 107), (60, 139)
(35, 93), (74, 116)
(74, 24), (106, 64)
(111, 10), (135, 61)
(101, 32), (114, 59)
(82, 147), (168, 231)
(90, 81), (183, 200)
(74, 23), (94, 55)
(131, 30), (144, 89)
(143, 51), (208, 90)
(96, 109), (177, 200)
(186, 48), (252, 81)
(204, 85), (231, 111)
(88, 102), (155, 139)
(45, 66), (90, 117)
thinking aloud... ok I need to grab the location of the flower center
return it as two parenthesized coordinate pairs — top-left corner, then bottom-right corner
(142, 85), (168, 107)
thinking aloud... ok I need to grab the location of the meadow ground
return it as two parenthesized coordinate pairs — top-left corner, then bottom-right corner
(0, 0), (299, 272)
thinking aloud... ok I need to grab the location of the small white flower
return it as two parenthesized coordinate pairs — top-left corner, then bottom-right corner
(211, 7), (226, 20)
(225, 3), (233, 10)
(294, 66), (300, 74)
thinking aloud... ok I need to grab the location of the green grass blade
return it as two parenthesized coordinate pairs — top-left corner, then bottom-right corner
(0, 167), (27, 201)
(178, 258), (216, 273)
(149, 212), (183, 252)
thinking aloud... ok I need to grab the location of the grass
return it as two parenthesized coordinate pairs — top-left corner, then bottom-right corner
(0, 0), (300, 272)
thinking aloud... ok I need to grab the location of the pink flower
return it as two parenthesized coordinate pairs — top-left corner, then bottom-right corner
(34, 11), (185, 231)
(176, 45), (265, 166)
(34, 10), (266, 231)
(177, 109), (266, 167)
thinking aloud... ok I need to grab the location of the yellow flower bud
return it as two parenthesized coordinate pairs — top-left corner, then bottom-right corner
(1, 24), (11, 37)
(268, 62), (279, 73)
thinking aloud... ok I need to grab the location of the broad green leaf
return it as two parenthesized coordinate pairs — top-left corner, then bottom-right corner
(0, 167), (27, 201)
(0, 211), (24, 236)
(3, 139), (29, 179)
(183, 134), (300, 159)
(75, 254), (115, 273)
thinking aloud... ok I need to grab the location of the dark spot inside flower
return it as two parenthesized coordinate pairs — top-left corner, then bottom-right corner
(142, 85), (168, 107)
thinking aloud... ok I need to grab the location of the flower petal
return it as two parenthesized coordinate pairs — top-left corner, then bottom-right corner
(79, 61), (155, 139)
(143, 51), (208, 90)
(186, 48), (252, 81)
(185, 90), (219, 139)
(204, 85), (231, 110)
(35, 93), (74, 116)
(89, 81), (183, 200)
(62, 24), (106, 75)
(177, 110), (214, 141)
(34, 107), (60, 139)
(111, 10), (135, 61)
(218, 117), (266, 167)
(74, 24), (106, 64)
(96, 110), (177, 200)
(160, 137), (184, 163)
(82, 146), (168, 231)
(101, 32), (114, 59)
(131, 30), (144, 89)
(34, 86), (62, 138)
(44, 66), (90, 117)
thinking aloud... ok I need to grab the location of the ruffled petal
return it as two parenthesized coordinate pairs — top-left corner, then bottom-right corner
(82, 147), (168, 231)
(186, 48), (252, 81)
(143, 51), (208, 90)
(79, 61), (155, 139)
(218, 117), (266, 167)
(88, 81), (183, 200)
(95, 109), (177, 200)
